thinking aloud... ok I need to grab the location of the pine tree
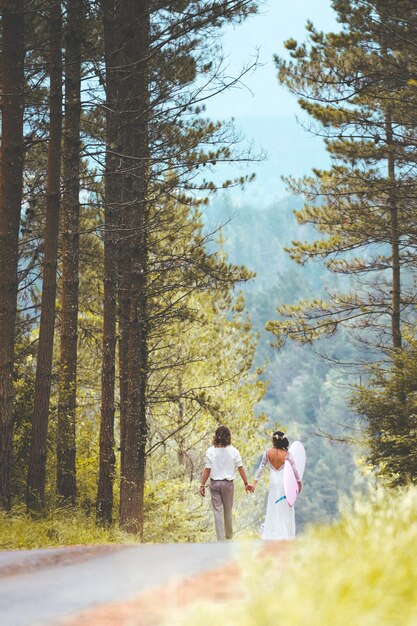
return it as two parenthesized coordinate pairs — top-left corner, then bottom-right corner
(96, 0), (120, 525)
(352, 338), (417, 486)
(27, 0), (63, 512)
(268, 0), (417, 353)
(0, 0), (25, 510)
(57, 0), (84, 503)
(117, 0), (150, 536)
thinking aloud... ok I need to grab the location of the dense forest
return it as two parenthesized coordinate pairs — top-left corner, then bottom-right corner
(1, 0), (417, 543)
(0, 0), (266, 541)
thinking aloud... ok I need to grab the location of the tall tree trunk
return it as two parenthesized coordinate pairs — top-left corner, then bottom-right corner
(117, 172), (131, 511)
(386, 113), (401, 349)
(57, 0), (83, 503)
(0, 0), (25, 511)
(26, 0), (63, 512)
(96, 0), (119, 524)
(119, 0), (150, 536)
(118, 278), (129, 474)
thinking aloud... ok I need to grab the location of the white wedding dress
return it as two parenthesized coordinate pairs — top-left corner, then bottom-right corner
(255, 450), (297, 540)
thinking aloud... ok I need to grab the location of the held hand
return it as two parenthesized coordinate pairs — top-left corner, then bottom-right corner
(245, 483), (254, 494)
(199, 485), (206, 497)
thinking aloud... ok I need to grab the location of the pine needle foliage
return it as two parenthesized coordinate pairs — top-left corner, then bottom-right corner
(352, 337), (417, 486)
(268, 0), (417, 351)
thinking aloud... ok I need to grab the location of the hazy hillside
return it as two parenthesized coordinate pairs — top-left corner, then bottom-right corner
(208, 195), (364, 529)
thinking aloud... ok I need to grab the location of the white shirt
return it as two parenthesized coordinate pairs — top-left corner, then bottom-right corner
(205, 445), (243, 480)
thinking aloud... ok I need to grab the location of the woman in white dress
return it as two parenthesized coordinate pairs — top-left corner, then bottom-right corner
(251, 431), (301, 540)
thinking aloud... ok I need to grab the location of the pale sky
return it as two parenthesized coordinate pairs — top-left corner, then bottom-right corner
(206, 0), (337, 204)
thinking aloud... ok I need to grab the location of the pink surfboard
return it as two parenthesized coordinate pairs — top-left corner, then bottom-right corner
(283, 459), (299, 507)
(284, 441), (306, 507)
(289, 440), (306, 480)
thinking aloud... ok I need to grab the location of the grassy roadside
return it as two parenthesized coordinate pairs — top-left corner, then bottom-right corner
(176, 487), (417, 626)
(0, 508), (136, 549)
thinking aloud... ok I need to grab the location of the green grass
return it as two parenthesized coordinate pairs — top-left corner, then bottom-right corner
(177, 487), (417, 626)
(0, 507), (137, 549)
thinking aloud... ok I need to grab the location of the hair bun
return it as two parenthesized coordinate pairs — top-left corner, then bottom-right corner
(272, 431), (289, 450)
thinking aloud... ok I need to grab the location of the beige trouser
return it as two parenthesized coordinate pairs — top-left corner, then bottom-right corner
(210, 479), (234, 541)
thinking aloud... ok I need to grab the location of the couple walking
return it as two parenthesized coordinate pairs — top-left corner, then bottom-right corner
(199, 425), (302, 541)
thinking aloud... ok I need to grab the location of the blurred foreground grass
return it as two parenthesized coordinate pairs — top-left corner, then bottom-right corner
(0, 507), (136, 549)
(178, 487), (417, 626)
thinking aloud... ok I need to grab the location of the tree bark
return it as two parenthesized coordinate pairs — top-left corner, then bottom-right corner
(96, 0), (119, 524)
(57, 0), (83, 503)
(27, 0), (63, 512)
(119, 0), (150, 536)
(0, 0), (25, 510)
(386, 113), (401, 350)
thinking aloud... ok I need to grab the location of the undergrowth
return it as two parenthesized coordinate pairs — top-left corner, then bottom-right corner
(0, 507), (137, 549)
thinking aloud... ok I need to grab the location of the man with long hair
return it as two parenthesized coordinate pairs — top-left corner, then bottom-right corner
(200, 425), (252, 540)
